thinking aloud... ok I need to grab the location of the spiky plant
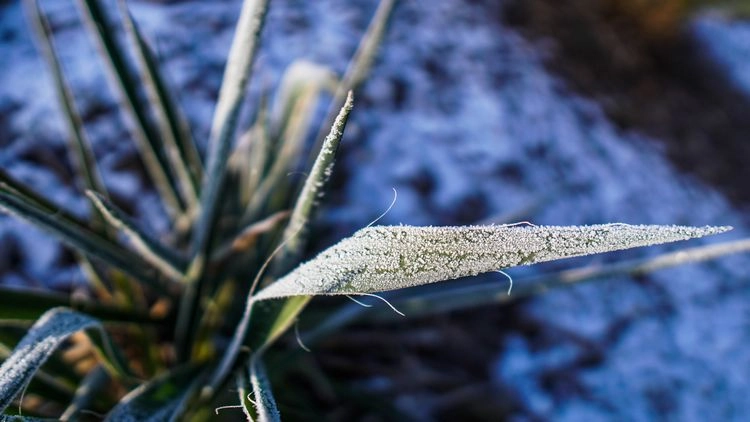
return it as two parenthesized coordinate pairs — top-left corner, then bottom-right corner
(0, 0), (743, 420)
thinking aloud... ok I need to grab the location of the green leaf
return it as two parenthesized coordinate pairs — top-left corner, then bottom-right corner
(59, 365), (110, 421)
(311, 0), (396, 156)
(178, 0), (270, 363)
(105, 366), (203, 422)
(0, 342), (76, 413)
(254, 224), (731, 300)
(274, 91), (353, 268)
(236, 369), (255, 421)
(191, 0), (270, 260)
(86, 191), (186, 282)
(249, 358), (280, 422)
(0, 286), (162, 324)
(118, 0), (202, 209)
(25, 0), (108, 199)
(76, 0), (184, 217)
(243, 61), (338, 221)
(0, 308), (127, 413)
(0, 180), (176, 295)
(248, 296), (311, 352)
(204, 96), (355, 397)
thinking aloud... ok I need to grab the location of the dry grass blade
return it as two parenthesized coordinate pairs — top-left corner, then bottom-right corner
(212, 210), (290, 262)
(254, 224), (731, 300)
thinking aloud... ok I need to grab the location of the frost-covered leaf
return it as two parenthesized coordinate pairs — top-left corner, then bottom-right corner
(254, 224), (731, 300)
(0, 308), (109, 412)
(105, 366), (203, 422)
(193, 0), (270, 259)
(77, 0), (184, 217)
(277, 90), (354, 268)
(249, 358), (280, 422)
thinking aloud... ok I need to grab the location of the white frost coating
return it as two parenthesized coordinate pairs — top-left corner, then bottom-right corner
(0, 308), (100, 412)
(250, 358), (281, 422)
(254, 224), (731, 300)
(282, 91), (354, 249)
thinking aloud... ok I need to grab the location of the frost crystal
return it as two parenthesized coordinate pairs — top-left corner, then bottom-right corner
(253, 224), (731, 300)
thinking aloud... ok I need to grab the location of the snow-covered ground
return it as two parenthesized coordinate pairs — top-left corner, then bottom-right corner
(1, 0), (749, 420)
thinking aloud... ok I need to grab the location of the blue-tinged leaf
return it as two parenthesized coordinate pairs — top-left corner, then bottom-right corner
(0, 308), (126, 413)
(105, 366), (203, 422)
(249, 358), (280, 422)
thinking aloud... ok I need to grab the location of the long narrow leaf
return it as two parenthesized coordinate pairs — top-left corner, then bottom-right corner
(236, 370), (255, 421)
(177, 0), (271, 363)
(276, 90), (353, 269)
(0, 182), (175, 295)
(311, 0), (396, 157)
(243, 62), (338, 220)
(86, 191), (186, 281)
(192, 0), (270, 260)
(389, 236), (750, 319)
(25, 0), (107, 199)
(59, 365), (110, 421)
(0, 342), (77, 411)
(255, 224), (731, 300)
(306, 237), (750, 341)
(0, 308), (123, 412)
(76, 0), (184, 217)
(249, 357), (280, 422)
(119, 0), (201, 208)
(0, 286), (161, 324)
(204, 97), (355, 396)
(105, 366), (203, 422)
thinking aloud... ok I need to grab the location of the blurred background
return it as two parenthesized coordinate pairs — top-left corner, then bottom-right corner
(1, 0), (750, 420)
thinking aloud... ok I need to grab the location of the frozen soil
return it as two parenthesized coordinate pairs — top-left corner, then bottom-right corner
(1, 0), (749, 420)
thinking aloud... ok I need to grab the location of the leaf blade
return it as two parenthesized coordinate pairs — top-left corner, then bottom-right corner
(191, 0), (270, 260)
(25, 0), (108, 199)
(76, 0), (184, 216)
(105, 366), (203, 422)
(249, 358), (280, 422)
(0, 180), (175, 295)
(118, 0), (202, 209)
(0, 286), (162, 324)
(255, 224), (732, 300)
(86, 190), (186, 281)
(275, 91), (353, 268)
(0, 308), (113, 412)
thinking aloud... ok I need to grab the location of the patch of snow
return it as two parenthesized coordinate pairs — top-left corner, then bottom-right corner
(693, 14), (750, 96)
